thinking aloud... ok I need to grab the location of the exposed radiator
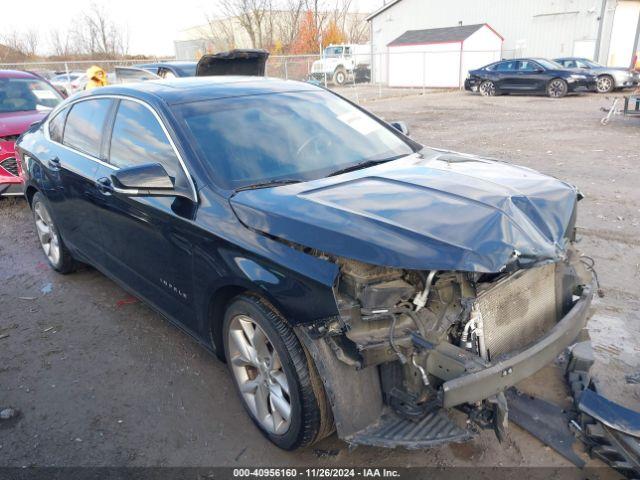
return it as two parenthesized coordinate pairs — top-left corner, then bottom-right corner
(476, 263), (558, 359)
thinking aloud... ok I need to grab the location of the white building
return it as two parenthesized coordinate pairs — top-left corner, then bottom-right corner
(367, 0), (640, 84)
(387, 24), (503, 87)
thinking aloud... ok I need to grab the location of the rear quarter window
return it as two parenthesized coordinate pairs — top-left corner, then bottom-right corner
(48, 108), (68, 143)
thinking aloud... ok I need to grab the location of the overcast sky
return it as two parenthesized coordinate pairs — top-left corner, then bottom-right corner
(5, 0), (385, 57)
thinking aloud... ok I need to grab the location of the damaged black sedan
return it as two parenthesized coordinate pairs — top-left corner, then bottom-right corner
(17, 77), (594, 450)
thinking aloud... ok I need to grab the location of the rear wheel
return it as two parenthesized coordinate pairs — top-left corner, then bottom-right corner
(32, 192), (75, 274)
(223, 294), (333, 450)
(479, 80), (496, 96)
(547, 78), (568, 98)
(596, 75), (614, 93)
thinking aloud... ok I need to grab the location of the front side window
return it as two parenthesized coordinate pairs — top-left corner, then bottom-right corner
(63, 98), (112, 158)
(517, 60), (540, 72)
(0, 77), (63, 113)
(177, 90), (414, 190)
(109, 100), (179, 177)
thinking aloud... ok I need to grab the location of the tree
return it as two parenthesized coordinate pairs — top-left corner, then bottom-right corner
(71, 3), (129, 58)
(277, 0), (306, 52)
(0, 29), (40, 59)
(219, 0), (274, 49)
(322, 19), (346, 47)
(50, 29), (76, 58)
(290, 10), (320, 54)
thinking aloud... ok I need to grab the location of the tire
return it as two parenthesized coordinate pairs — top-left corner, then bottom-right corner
(32, 192), (75, 274)
(596, 74), (614, 94)
(223, 294), (333, 450)
(547, 78), (568, 98)
(479, 80), (497, 96)
(332, 68), (347, 86)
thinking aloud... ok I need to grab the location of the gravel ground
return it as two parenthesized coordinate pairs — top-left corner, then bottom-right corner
(0, 89), (638, 471)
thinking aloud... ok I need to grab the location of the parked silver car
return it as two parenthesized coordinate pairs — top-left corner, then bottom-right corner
(554, 57), (639, 93)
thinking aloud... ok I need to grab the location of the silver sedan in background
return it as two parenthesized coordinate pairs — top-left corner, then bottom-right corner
(555, 57), (639, 93)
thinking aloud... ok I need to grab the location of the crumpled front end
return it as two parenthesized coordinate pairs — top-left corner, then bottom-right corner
(296, 244), (594, 448)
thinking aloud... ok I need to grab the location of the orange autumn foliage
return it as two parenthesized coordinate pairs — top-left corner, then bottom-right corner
(289, 11), (348, 54)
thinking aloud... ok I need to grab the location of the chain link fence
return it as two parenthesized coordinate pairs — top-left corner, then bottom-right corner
(1, 49), (517, 104)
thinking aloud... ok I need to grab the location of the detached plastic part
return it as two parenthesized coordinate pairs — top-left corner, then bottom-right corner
(346, 408), (472, 449)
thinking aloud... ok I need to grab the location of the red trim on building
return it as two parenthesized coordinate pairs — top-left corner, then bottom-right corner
(388, 40), (463, 48)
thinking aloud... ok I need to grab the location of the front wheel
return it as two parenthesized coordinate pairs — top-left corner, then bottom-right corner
(333, 68), (347, 86)
(596, 75), (614, 93)
(479, 80), (497, 96)
(547, 78), (568, 98)
(223, 294), (333, 450)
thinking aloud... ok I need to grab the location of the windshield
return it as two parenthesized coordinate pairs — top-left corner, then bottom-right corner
(0, 77), (64, 113)
(177, 90), (414, 190)
(324, 46), (343, 58)
(581, 59), (602, 68)
(535, 59), (564, 70)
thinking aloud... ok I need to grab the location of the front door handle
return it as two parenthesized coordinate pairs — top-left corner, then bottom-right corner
(96, 177), (114, 194)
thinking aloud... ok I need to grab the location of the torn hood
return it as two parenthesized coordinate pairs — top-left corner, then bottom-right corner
(230, 149), (579, 273)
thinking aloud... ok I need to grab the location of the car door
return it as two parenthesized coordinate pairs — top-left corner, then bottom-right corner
(94, 98), (198, 328)
(515, 60), (547, 91)
(47, 97), (115, 267)
(493, 60), (518, 90)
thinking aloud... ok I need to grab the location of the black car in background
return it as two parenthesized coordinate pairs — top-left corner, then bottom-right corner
(554, 57), (639, 93)
(465, 58), (597, 98)
(136, 61), (197, 78)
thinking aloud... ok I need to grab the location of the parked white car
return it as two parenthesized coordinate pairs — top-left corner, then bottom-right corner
(50, 72), (88, 96)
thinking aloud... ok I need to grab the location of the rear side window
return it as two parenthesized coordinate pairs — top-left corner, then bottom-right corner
(48, 108), (68, 143)
(108, 100), (179, 177)
(63, 99), (112, 158)
(495, 61), (516, 72)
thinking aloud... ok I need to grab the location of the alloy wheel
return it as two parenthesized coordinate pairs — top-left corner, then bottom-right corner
(227, 314), (292, 435)
(596, 76), (613, 93)
(34, 201), (61, 266)
(479, 81), (495, 96)
(548, 79), (567, 98)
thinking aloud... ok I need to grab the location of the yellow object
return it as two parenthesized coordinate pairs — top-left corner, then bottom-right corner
(85, 65), (108, 90)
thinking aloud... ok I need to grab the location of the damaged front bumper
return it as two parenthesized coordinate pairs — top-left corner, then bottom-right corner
(441, 281), (593, 408)
(296, 269), (595, 449)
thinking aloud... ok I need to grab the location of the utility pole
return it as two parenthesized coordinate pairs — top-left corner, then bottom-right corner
(631, 8), (640, 69)
(594, 0), (607, 62)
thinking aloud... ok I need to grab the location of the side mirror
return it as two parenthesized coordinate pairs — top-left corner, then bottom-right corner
(390, 121), (410, 136)
(535, 68), (544, 73)
(110, 163), (175, 196)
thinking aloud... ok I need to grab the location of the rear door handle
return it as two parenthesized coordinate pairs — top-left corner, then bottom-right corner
(48, 156), (61, 170)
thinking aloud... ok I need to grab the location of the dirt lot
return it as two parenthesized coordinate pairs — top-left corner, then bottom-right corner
(1, 89), (639, 470)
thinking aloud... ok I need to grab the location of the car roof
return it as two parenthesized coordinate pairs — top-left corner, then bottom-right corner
(88, 76), (320, 106)
(0, 70), (40, 79)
